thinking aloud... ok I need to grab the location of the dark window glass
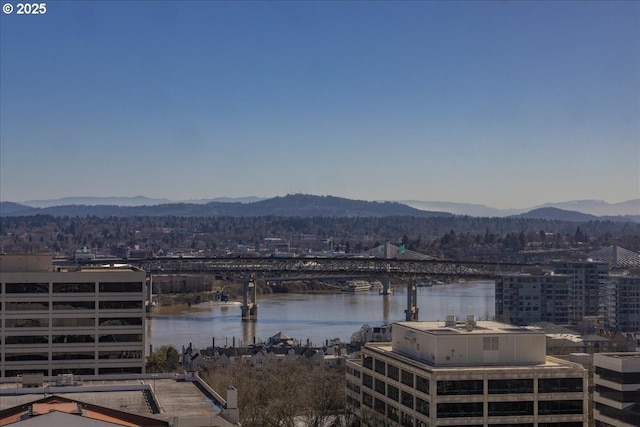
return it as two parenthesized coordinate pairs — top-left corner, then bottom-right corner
(400, 412), (413, 427)
(437, 380), (483, 395)
(437, 402), (483, 418)
(52, 318), (94, 327)
(416, 397), (429, 416)
(387, 404), (399, 422)
(363, 354), (373, 370)
(53, 301), (94, 310)
(401, 370), (414, 387)
(99, 282), (143, 293)
(53, 283), (94, 293)
(5, 302), (49, 311)
(488, 401), (533, 416)
(52, 334), (95, 343)
(374, 378), (385, 395)
(401, 391), (413, 409)
(5, 318), (49, 327)
(6, 283), (49, 293)
(387, 384), (399, 401)
(52, 352), (95, 360)
(388, 364), (399, 381)
(5, 353), (48, 361)
(538, 400), (583, 415)
(539, 378), (583, 393)
(488, 379), (533, 394)
(98, 333), (142, 343)
(363, 392), (373, 408)
(5, 335), (48, 344)
(374, 397), (385, 414)
(99, 301), (142, 310)
(416, 375), (430, 394)
(363, 373), (373, 389)
(374, 358), (386, 374)
(99, 317), (142, 326)
(596, 367), (640, 384)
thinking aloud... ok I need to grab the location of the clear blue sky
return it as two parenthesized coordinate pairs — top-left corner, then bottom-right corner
(1, 1), (638, 208)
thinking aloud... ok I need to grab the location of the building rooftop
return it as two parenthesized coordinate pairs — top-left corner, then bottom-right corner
(0, 373), (237, 426)
(395, 320), (544, 335)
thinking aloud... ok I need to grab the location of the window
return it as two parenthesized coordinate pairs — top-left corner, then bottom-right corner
(388, 363), (399, 381)
(53, 301), (94, 310)
(387, 404), (399, 422)
(53, 352), (95, 360)
(416, 375), (430, 394)
(53, 282), (94, 293)
(5, 302), (49, 311)
(488, 379), (533, 394)
(401, 391), (414, 409)
(538, 400), (583, 415)
(437, 380), (483, 395)
(363, 354), (373, 370)
(6, 283), (49, 293)
(5, 318), (49, 327)
(98, 333), (142, 343)
(363, 373), (373, 389)
(374, 378), (385, 395)
(53, 318), (94, 327)
(99, 301), (142, 310)
(99, 282), (143, 293)
(437, 402), (483, 418)
(483, 336), (499, 350)
(488, 401), (533, 416)
(374, 358), (386, 374)
(374, 397), (385, 414)
(416, 397), (429, 416)
(401, 370), (414, 387)
(538, 378), (583, 393)
(400, 412), (414, 427)
(387, 384), (399, 401)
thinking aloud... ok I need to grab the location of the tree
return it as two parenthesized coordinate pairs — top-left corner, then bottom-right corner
(146, 345), (181, 373)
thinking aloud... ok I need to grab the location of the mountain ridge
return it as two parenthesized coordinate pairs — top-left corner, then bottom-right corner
(1, 195), (638, 221)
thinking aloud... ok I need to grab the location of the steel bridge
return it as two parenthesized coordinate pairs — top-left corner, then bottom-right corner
(128, 256), (536, 281)
(75, 256), (538, 321)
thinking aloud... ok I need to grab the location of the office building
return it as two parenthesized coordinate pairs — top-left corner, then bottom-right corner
(346, 318), (588, 426)
(1, 253), (147, 377)
(593, 352), (640, 427)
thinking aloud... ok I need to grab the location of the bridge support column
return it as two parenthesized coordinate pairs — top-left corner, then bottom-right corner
(241, 274), (258, 320)
(405, 280), (419, 321)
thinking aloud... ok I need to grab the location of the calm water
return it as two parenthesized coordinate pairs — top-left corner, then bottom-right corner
(147, 281), (495, 350)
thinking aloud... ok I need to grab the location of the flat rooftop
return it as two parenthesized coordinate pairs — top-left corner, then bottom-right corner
(0, 374), (228, 423)
(395, 320), (544, 335)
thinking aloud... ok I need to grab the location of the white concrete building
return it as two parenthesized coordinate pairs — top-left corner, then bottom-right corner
(346, 317), (588, 427)
(593, 352), (640, 427)
(1, 253), (147, 377)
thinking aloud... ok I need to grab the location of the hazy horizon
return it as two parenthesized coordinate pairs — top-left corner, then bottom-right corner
(1, 1), (638, 209)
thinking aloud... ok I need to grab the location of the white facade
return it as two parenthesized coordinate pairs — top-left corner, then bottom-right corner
(593, 352), (640, 427)
(346, 319), (589, 427)
(1, 253), (147, 377)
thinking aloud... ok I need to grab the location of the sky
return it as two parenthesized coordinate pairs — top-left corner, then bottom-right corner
(1, 1), (638, 209)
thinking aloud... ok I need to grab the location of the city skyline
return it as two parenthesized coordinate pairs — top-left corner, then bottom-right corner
(1, 1), (638, 209)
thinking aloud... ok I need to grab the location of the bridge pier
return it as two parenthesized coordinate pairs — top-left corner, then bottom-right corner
(405, 280), (419, 321)
(241, 275), (258, 320)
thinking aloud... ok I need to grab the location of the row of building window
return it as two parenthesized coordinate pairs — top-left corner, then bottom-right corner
(2, 282), (143, 293)
(3, 367), (143, 377)
(2, 333), (142, 344)
(363, 356), (583, 395)
(363, 395), (583, 419)
(2, 317), (142, 328)
(3, 301), (143, 311)
(4, 351), (142, 361)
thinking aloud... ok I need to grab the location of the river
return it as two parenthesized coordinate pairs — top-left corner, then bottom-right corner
(147, 281), (495, 350)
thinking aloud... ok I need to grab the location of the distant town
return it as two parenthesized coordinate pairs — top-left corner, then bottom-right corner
(1, 194), (639, 426)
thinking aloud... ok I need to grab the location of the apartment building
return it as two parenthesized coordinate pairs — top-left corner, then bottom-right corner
(593, 352), (640, 427)
(602, 275), (640, 333)
(0, 253), (147, 377)
(495, 272), (571, 325)
(552, 261), (609, 324)
(346, 317), (588, 427)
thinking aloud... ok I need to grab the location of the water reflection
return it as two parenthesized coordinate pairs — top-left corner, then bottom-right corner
(149, 281), (495, 350)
